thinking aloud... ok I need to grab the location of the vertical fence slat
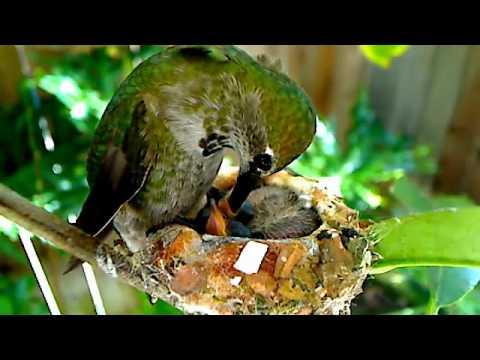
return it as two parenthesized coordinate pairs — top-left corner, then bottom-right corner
(434, 46), (480, 200)
(416, 46), (470, 160)
(328, 45), (367, 148)
(385, 46), (436, 136)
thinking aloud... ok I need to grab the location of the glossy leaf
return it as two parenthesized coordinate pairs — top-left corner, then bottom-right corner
(426, 267), (480, 314)
(388, 177), (480, 314)
(447, 285), (480, 314)
(139, 293), (184, 315)
(370, 207), (480, 274)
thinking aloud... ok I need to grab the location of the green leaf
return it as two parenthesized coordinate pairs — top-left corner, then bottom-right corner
(360, 45), (410, 68)
(426, 267), (480, 314)
(370, 207), (480, 274)
(447, 287), (480, 314)
(388, 178), (480, 314)
(0, 215), (19, 239)
(151, 300), (184, 315)
(138, 293), (183, 315)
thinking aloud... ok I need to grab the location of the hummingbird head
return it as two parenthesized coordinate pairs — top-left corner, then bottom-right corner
(220, 89), (277, 179)
(219, 68), (317, 180)
(214, 65), (317, 216)
(229, 121), (276, 179)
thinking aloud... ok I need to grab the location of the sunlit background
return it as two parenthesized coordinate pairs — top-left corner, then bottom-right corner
(0, 45), (479, 315)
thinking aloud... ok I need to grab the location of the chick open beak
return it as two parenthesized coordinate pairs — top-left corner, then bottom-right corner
(205, 160), (264, 236)
(205, 194), (239, 236)
(205, 200), (229, 236)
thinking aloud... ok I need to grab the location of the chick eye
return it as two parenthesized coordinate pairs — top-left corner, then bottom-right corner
(253, 153), (273, 171)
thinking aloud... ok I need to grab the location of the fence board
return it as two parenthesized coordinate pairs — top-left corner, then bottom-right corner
(434, 46), (480, 200)
(416, 46), (470, 158)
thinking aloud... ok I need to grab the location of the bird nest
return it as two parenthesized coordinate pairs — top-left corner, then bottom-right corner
(96, 166), (374, 315)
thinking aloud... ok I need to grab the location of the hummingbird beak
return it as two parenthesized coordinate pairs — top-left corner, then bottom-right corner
(226, 163), (261, 214)
(204, 161), (261, 237)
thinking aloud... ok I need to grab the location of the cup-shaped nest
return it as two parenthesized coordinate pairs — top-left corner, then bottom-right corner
(96, 166), (374, 315)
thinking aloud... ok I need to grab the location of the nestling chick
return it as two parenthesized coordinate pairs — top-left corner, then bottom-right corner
(246, 185), (322, 239)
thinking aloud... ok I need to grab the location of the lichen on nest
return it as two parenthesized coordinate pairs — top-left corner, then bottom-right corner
(96, 166), (374, 315)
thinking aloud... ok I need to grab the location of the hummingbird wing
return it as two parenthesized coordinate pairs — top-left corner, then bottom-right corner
(76, 100), (152, 237)
(76, 45), (237, 238)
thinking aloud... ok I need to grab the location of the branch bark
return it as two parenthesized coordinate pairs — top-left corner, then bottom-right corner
(0, 183), (96, 263)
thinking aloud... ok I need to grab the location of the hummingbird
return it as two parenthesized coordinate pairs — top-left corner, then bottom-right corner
(68, 45), (317, 271)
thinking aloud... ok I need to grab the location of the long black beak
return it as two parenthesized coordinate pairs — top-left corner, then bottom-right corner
(227, 162), (262, 214)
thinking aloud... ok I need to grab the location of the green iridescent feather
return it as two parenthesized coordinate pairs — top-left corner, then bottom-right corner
(87, 45), (316, 186)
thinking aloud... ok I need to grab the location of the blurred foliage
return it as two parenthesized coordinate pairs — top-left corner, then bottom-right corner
(360, 45), (410, 68)
(426, 267), (480, 315)
(0, 231), (49, 314)
(291, 91), (436, 220)
(0, 275), (49, 314)
(0, 45), (478, 315)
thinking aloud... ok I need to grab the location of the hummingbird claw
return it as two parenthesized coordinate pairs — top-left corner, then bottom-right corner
(199, 133), (229, 157)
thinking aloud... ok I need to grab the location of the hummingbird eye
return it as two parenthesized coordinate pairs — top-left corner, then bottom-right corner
(253, 153), (273, 172)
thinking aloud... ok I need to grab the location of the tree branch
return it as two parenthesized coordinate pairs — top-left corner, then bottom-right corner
(0, 183), (96, 263)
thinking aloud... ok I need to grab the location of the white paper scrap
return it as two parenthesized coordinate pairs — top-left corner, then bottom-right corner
(233, 241), (269, 275)
(230, 276), (242, 286)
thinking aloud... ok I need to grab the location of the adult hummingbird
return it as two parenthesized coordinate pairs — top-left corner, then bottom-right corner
(71, 45), (317, 266)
